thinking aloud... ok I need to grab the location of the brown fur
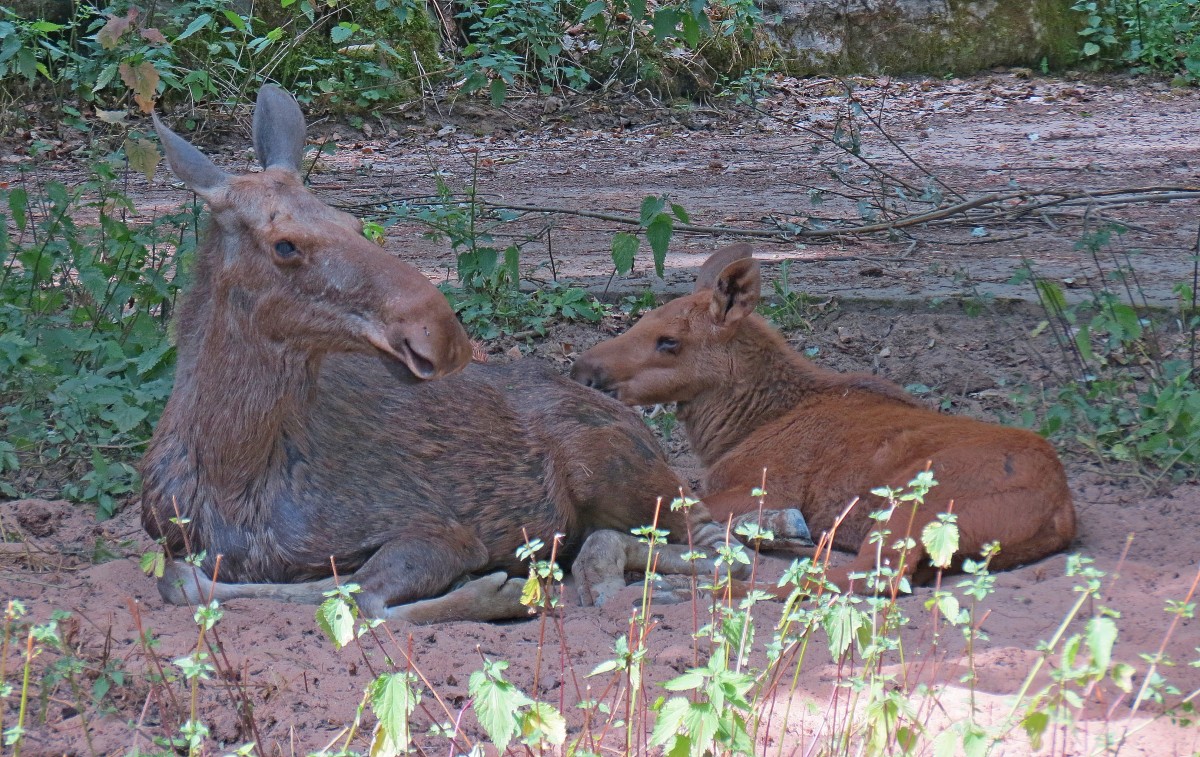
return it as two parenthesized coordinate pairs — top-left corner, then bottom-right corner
(141, 87), (718, 622)
(572, 245), (1077, 593)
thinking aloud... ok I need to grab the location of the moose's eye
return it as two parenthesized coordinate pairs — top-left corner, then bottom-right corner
(656, 336), (680, 354)
(273, 240), (299, 262)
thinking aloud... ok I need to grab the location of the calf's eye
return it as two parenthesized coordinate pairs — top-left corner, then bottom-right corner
(656, 336), (680, 353)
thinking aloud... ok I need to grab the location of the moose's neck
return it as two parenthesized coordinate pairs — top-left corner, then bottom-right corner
(165, 285), (319, 508)
(678, 318), (828, 468)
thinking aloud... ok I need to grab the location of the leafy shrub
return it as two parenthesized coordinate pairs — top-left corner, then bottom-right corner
(758, 258), (833, 331)
(0, 0), (441, 112)
(386, 168), (613, 340)
(1016, 225), (1200, 484)
(453, 0), (773, 103)
(1075, 0), (1200, 81)
(0, 152), (196, 515)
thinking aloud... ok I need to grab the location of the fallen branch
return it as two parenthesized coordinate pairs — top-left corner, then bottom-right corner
(469, 186), (1200, 241)
(344, 186), (1200, 246)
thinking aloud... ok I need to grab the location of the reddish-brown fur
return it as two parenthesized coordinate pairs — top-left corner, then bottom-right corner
(572, 244), (1077, 593)
(140, 86), (722, 623)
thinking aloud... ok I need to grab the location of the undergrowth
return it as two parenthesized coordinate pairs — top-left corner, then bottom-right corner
(0, 150), (198, 516)
(1015, 223), (1200, 485)
(1075, 0), (1200, 83)
(0, 0), (440, 114)
(4, 474), (1198, 754)
(758, 258), (835, 332)
(0, 0), (771, 118)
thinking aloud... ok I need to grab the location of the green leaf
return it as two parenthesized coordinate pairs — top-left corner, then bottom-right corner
(646, 214), (672, 278)
(1075, 327), (1094, 363)
(1086, 616), (1118, 673)
(639, 195), (665, 226)
(221, 10), (248, 32)
(102, 403), (148, 434)
(503, 244), (520, 285)
(648, 696), (690, 749)
(936, 592), (960, 622)
(931, 728), (959, 757)
(93, 62), (119, 94)
(490, 77), (507, 106)
(315, 595), (356, 650)
(1035, 279), (1066, 311)
(580, 0), (607, 21)
(670, 203), (690, 223)
(681, 700), (719, 755)
(921, 517), (959, 568)
(680, 11), (700, 47)
(139, 550), (165, 578)
(176, 13), (213, 40)
(520, 702), (566, 746)
(823, 602), (865, 660)
(651, 9), (678, 40)
(1111, 662), (1135, 692)
(1021, 710), (1049, 751)
(611, 232), (639, 274)
(1110, 302), (1141, 339)
(369, 672), (419, 756)
(1083, 41), (1100, 56)
(469, 661), (533, 753)
(661, 670), (705, 691)
(331, 23), (355, 43)
(8, 187), (26, 231)
(589, 659), (620, 676)
(961, 722), (988, 757)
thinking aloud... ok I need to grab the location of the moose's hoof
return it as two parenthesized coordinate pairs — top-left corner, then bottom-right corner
(647, 574), (696, 605)
(460, 572), (528, 620)
(776, 508), (813, 542)
(574, 530), (629, 607)
(158, 560), (206, 606)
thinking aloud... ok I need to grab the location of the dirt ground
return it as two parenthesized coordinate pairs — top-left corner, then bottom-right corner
(3, 73), (1200, 754)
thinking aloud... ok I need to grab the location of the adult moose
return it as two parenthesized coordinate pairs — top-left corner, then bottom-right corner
(572, 244), (1077, 593)
(141, 85), (743, 623)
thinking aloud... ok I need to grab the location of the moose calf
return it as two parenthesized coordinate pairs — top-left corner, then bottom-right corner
(573, 244), (1077, 593)
(141, 86), (743, 623)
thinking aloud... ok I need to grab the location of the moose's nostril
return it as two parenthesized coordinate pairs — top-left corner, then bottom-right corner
(402, 340), (438, 380)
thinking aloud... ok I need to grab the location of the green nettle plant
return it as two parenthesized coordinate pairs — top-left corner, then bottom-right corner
(1074, 0), (1200, 81)
(452, 0), (768, 104)
(383, 169), (615, 340)
(0, 150), (197, 514)
(1015, 224), (1200, 485)
(297, 472), (1198, 755)
(0, 0), (441, 112)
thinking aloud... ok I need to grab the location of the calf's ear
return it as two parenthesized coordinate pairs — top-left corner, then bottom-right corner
(709, 257), (761, 326)
(695, 243), (754, 292)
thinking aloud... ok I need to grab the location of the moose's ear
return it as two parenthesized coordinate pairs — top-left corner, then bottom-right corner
(152, 113), (230, 203)
(695, 243), (754, 293)
(708, 256), (761, 326)
(252, 84), (306, 173)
